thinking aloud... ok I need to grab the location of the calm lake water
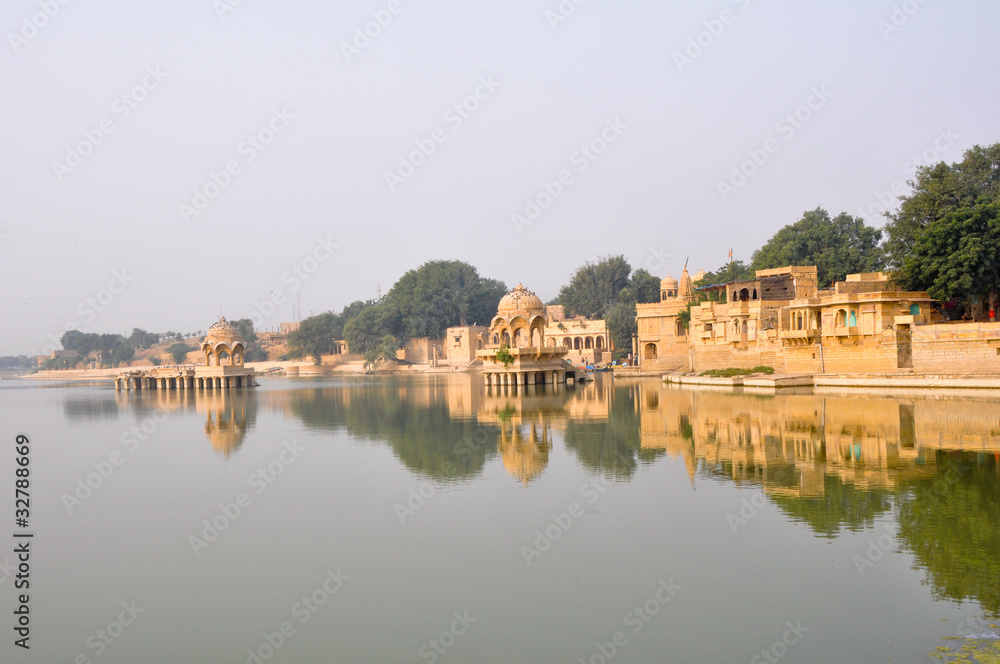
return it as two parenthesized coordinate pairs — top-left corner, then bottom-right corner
(1, 374), (998, 663)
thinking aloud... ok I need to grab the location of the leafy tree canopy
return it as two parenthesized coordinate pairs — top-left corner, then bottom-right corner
(884, 143), (1000, 271)
(750, 208), (885, 287)
(557, 255), (632, 319)
(899, 202), (1000, 306)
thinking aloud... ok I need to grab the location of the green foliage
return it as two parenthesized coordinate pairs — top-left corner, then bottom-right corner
(343, 261), (505, 351)
(699, 366), (774, 377)
(697, 260), (754, 287)
(128, 328), (160, 349)
(0, 356), (36, 371)
(167, 342), (193, 364)
(768, 475), (894, 539)
(558, 255), (632, 319)
(750, 208), (885, 286)
(898, 203), (1000, 306)
(386, 260), (507, 338)
(620, 268), (661, 305)
(148, 355), (162, 366)
(885, 143), (1000, 271)
(109, 345), (134, 367)
(231, 318), (269, 362)
(364, 335), (399, 371)
(288, 312), (343, 365)
(344, 301), (400, 355)
(896, 454), (1000, 616)
(494, 343), (514, 368)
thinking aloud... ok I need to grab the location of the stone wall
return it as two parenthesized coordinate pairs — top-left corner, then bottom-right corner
(912, 322), (1000, 373)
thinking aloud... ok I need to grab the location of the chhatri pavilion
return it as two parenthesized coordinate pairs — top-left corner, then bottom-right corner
(115, 317), (257, 391)
(476, 284), (573, 388)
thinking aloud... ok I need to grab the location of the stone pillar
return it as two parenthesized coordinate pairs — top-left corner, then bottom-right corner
(526, 372), (536, 386)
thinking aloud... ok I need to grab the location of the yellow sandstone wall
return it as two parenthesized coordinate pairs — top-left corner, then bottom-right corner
(912, 322), (1000, 373)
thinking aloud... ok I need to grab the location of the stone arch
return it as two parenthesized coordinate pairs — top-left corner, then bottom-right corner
(547, 338), (555, 347)
(644, 343), (657, 360)
(562, 338), (572, 348)
(739, 288), (750, 301)
(752, 289), (758, 300)
(835, 309), (847, 327)
(574, 337), (582, 350)
(849, 310), (857, 327)
(531, 328), (542, 347)
(596, 336), (604, 349)
(584, 337), (594, 349)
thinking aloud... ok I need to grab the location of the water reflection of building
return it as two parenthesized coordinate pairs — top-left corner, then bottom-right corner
(635, 383), (1000, 497)
(478, 375), (613, 484)
(115, 387), (256, 457)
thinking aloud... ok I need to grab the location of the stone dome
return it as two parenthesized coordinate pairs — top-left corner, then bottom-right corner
(203, 317), (245, 348)
(497, 284), (545, 316)
(661, 274), (679, 290)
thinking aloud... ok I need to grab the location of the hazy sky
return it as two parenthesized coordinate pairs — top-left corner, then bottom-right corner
(2, 0), (998, 355)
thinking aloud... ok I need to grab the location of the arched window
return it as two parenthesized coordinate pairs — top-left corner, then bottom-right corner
(910, 304), (920, 315)
(574, 337), (582, 350)
(644, 343), (658, 360)
(563, 338), (572, 347)
(835, 310), (847, 327)
(584, 337), (593, 349)
(734, 320), (740, 334)
(739, 288), (750, 301)
(752, 289), (758, 300)
(596, 336), (604, 349)
(796, 314), (803, 330)
(849, 310), (857, 327)
(501, 332), (510, 345)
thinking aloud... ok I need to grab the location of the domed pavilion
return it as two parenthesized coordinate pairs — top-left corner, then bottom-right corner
(115, 316), (257, 391)
(477, 284), (571, 388)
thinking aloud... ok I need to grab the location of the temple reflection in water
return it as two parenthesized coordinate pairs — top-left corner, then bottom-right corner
(116, 387), (257, 457)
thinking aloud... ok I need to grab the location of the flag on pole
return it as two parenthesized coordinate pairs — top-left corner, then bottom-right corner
(728, 248), (733, 261)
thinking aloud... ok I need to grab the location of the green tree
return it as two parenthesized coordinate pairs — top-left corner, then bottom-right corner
(557, 255), (632, 319)
(620, 268), (661, 305)
(750, 208), (885, 286)
(344, 301), (401, 354)
(363, 335), (399, 371)
(167, 342), (193, 364)
(128, 328), (159, 349)
(288, 312), (342, 365)
(696, 260), (754, 287)
(884, 143), (1000, 271)
(384, 260), (507, 338)
(109, 345), (135, 367)
(899, 203), (1000, 309)
(232, 318), (270, 362)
